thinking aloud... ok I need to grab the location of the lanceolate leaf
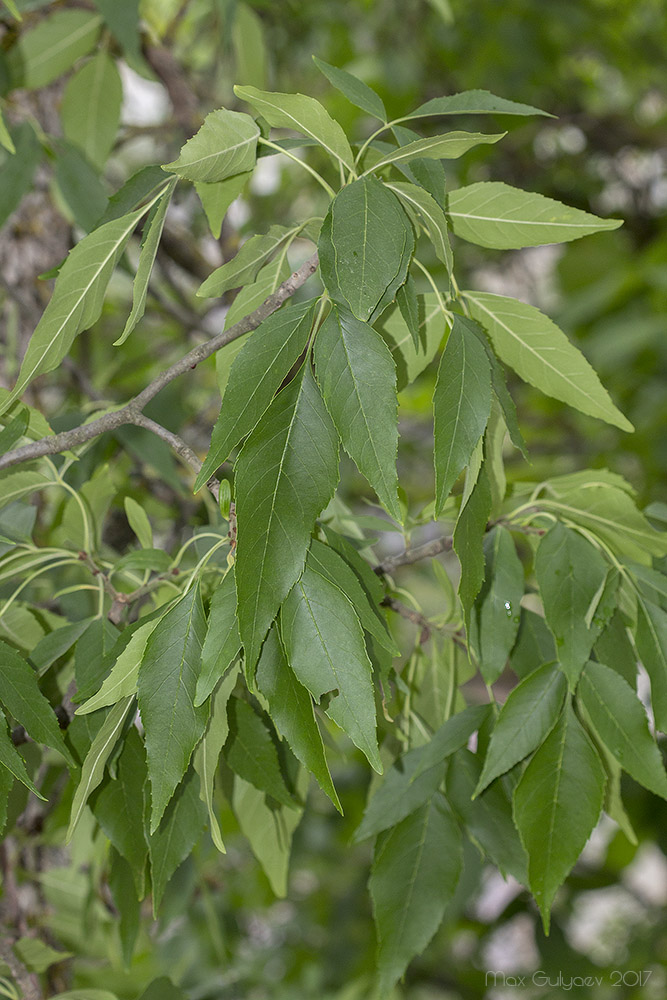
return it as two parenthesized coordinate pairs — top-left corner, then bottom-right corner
(447, 749), (528, 885)
(197, 224), (302, 298)
(312, 56), (387, 120)
(9, 9), (102, 90)
(513, 701), (606, 932)
(193, 665), (239, 853)
(146, 766), (207, 914)
(453, 464), (492, 619)
(578, 660), (667, 799)
(76, 617), (162, 715)
(396, 274), (421, 349)
(448, 181), (621, 249)
(225, 697), (296, 808)
(475, 662), (568, 796)
(0, 641), (73, 764)
(138, 584), (209, 832)
(115, 177), (177, 345)
(307, 540), (398, 655)
(234, 364), (339, 673)
(433, 314), (491, 512)
(464, 291), (632, 431)
(60, 50), (122, 170)
(67, 697), (134, 842)
(256, 626), (340, 811)
(468, 526), (524, 684)
(0, 710), (45, 799)
(378, 293), (447, 391)
(535, 523), (609, 688)
(387, 180), (453, 273)
(406, 90), (552, 119)
(163, 108), (259, 182)
(280, 563), (381, 772)
(369, 794), (462, 996)
(314, 306), (401, 520)
(367, 130), (504, 173)
(195, 301), (316, 489)
(0, 122), (42, 230)
(318, 176), (414, 322)
(90, 727), (148, 898)
(634, 598), (667, 733)
(356, 705), (489, 841)
(195, 568), (240, 707)
(234, 85), (354, 169)
(0, 194), (167, 415)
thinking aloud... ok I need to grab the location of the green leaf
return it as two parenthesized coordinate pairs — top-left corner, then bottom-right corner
(312, 56), (387, 120)
(231, 771), (307, 898)
(464, 291), (632, 431)
(0, 709), (45, 799)
(108, 850), (141, 969)
(53, 139), (110, 230)
(513, 701), (606, 932)
(234, 364), (339, 673)
(234, 85), (354, 169)
(377, 292), (447, 391)
(307, 539), (397, 655)
(224, 696), (296, 808)
(193, 665), (239, 853)
(396, 274), (421, 349)
(60, 51), (122, 170)
(387, 180), (453, 273)
(13, 938), (72, 974)
(0, 0), (20, 23)
(356, 705), (489, 840)
(197, 223), (302, 298)
(9, 10), (102, 89)
(578, 660), (667, 799)
(407, 90), (552, 119)
(535, 523), (609, 688)
(453, 464), (492, 619)
(318, 176), (414, 322)
(195, 171), (251, 239)
(0, 122), (42, 229)
(369, 794), (462, 996)
(433, 314), (491, 512)
(146, 766), (207, 914)
(76, 617), (162, 715)
(195, 569), (240, 707)
(448, 181), (622, 249)
(280, 562), (381, 772)
(368, 130), (504, 173)
(92, 0), (141, 62)
(115, 177), (177, 345)
(634, 598), (667, 732)
(66, 697), (134, 841)
(474, 662), (568, 795)
(30, 617), (94, 676)
(256, 626), (340, 811)
(0, 196), (166, 415)
(594, 610), (637, 687)
(447, 748), (528, 885)
(163, 108), (259, 182)
(0, 640), (73, 764)
(468, 526), (524, 684)
(232, 2), (267, 89)
(138, 978), (186, 1000)
(114, 548), (172, 574)
(390, 124), (447, 205)
(90, 727), (148, 898)
(511, 609), (557, 680)
(314, 305), (400, 520)
(97, 165), (169, 226)
(124, 496), (152, 549)
(138, 584), (209, 832)
(73, 616), (120, 703)
(195, 301), (316, 489)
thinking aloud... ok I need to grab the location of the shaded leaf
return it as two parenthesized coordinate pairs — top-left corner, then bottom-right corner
(0, 122), (42, 229)
(469, 526), (524, 684)
(60, 51), (122, 169)
(0, 709), (45, 799)
(225, 696), (296, 808)
(146, 766), (207, 914)
(453, 464), (492, 619)
(634, 598), (667, 733)
(0, 640), (72, 763)
(388, 180), (453, 273)
(195, 569), (240, 706)
(198, 223), (301, 298)
(9, 10), (101, 89)
(193, 666), (239, 853)
(195, 171), (251, 239)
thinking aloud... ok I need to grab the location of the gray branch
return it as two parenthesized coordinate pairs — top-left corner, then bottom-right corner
(374, 534), (454, 575)
(0, 253), (319, 473)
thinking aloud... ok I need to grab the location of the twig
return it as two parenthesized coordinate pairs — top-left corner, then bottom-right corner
(130, 414), (221, 502)
(382, 596), (467, 650)
(0, 254), (319, 473)
(374, 535), (453, 575)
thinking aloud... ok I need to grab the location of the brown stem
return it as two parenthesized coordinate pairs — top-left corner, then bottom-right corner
(374, 534), (453, 575)
(0, 254), (319, 473)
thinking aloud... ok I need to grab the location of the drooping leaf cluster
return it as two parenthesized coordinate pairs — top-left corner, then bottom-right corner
(1, 37), (666, 997)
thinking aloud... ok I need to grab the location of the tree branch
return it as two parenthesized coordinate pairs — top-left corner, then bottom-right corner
(0, 254), (319, 473)
(374, 534), (453, 575)
(130, 414), (221, 502)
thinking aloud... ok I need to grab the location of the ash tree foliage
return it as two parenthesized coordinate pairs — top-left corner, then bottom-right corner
(0, 5), (666, 999)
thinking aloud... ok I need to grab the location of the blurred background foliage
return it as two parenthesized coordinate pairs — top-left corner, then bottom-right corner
(0, 0), (666, 998)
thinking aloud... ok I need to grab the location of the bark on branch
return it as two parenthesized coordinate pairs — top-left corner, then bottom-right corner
(374, 534), (454, 575)
(0, 254), (319, 473)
